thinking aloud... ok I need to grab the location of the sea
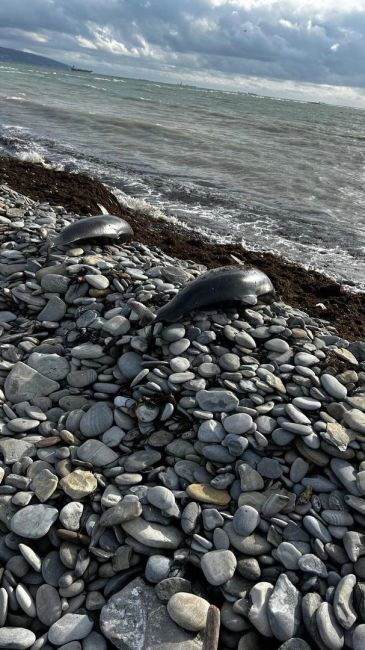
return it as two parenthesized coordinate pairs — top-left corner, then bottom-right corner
(1, 62), (365, 289)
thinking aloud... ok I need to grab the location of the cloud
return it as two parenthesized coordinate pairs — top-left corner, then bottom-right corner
(1, 0), (365, 104)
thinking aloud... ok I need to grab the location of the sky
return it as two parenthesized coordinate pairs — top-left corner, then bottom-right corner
(1, 0), (365, 106)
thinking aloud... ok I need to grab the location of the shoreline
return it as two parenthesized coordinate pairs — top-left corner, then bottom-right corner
(0, 155), (364, 341)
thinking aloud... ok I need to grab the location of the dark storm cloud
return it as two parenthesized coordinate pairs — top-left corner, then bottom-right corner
(0, 0), (364, 88)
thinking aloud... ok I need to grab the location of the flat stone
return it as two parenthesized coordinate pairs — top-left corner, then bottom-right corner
(59, 502), (84, 530)
(11, 504), (58, 539)
(303, 515), (332, 543)
(5, 361), (60, 403)
(167, 593), (209, 632)
(0, 438), (35, 463)
(225, 522), (272, 555)
(200, 550), (237, 585)
(248, 582), (274, 637)
(316, 602), (344, 650)
(330, 458), (361, 496)
(77, 440), (119, 466)
(186, 484), (230, 505)
(100, 497), (142, 526)
(31, 468), (58, 502)
(103, 315), (130, 336)
(100, 577), (202, 650)
(121, 517), (183, 549)
(68, 369), (98, 388)
(80, 404), (114, 437)
(233, 505), (260, 536)
(118, 352), (144, 379)
(145, 555), (172, 584)
(60, 470), (97, 499)
(48, 613), (94, 645)
(321, 374), (347, 400)
(344, 531), (365, 562)
(147, 486), (179, 516)
(298, 553), (328, 577)
(344, 409), (365, 435)
(71, 343), (103, 359)
(38, 296), (66, 322)
(41, 273), (71, 293)
(36, 584), (62, 626)
(223, 413), (253, 434)
(196, 389), (239, 412)
(267, 574), (301, 642)
(27, 352), (69, 381)
(0, 628), (36, 649)
(333, 574), (357, 630)
(238, 463), (264, 491)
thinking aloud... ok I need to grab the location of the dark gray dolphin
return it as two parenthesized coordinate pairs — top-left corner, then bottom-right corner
(53, 214), (134, 247)
(155, 266), (275, 323)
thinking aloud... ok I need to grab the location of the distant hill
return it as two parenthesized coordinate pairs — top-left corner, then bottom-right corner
(0, 46), (68, 69)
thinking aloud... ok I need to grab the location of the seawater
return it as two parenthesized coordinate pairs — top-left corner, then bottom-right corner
(1, 63), (365, 289)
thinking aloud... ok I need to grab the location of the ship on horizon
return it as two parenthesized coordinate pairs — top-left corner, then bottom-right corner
(70, 65), (92, 73)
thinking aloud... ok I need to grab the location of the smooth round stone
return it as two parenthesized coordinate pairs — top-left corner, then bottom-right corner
(316, 602), (344, 650)
(147, 486), (178, 516)
(103, 315), (130, 336)
(292, 397), (322, 411)
(145, 554), (172, 583)
(201, 444), (235, 463)
(83, 632), (107, 650)
(11, 504), (58, 539)
(202, 508), (224, 531)
(60, 470), (97, 499)
(265, 338), (290, 353)
(15, 583), (36, 617)
(186, 483), (230, 505)
(117, 352), (143, 379)
(353, 625), (365, 650)
(77, 439), (118, 466)
(7, 417), (39, 432)
(294, 352), (319, 367)
(330, 459), (360, 496)
(200, 550), (237, 586)
(198, 363), (219, 378)
(290, 458), (309, 482)
(80, 404), (114, 437)
(121, 518), (183, 549)
(197, 420), (225, 443)
(169, 371), (195, 383)
(321, 374), (347, 400)
(169, 338), (190, 355)
(170, 357), (190, 372)
(298, 554), (328, 577)
(59, 502), (84, 531)
(135, 402), (160, 422)
(274, 542), (302, 570)
(0, 628), (36, 649)
(71, 343), (103, 359)
(233, 505), (260, 536)
(196, 389), (239, 412)
(219, 353), (240, 371)
(18, 543), (41, 572)
(48, 613), (94, 645)
(278, 641), (311, 650)
(102, 426), (125, 447)
(36, 584), (62, 626)
(167, 592), (209, 631)
(235, 331), (256, 349)
(223, 413), (253, 434)
(303, 516), (332, 543)
(85, 274), (109, 289)
(248, 582), (274, 637)
(344, 409), (365, 434)
(27, 352), (69, 381)
(161, 324), (186, 342)
(0, 587), (7, 627)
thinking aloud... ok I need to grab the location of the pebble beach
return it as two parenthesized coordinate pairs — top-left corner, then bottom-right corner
(0, 163), (364, 650)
